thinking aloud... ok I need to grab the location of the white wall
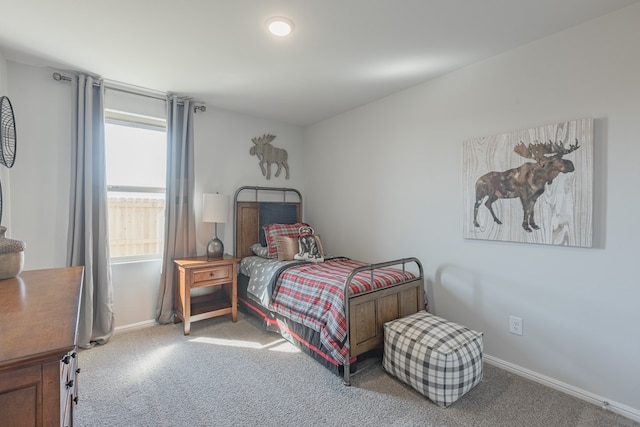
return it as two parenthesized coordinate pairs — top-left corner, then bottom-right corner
(0, 51), (5, 91)
(303, 4), (640, 417)
(4, 61), (303, 329)
(193, 107), (305, 256)
(6, 62), (72, 266)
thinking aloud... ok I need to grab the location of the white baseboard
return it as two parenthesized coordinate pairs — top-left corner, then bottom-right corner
(114, 319), (156, 332)
(484, 354), (640, 423)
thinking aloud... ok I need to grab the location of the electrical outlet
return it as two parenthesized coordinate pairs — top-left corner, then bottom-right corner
(509, 316), (523, 336)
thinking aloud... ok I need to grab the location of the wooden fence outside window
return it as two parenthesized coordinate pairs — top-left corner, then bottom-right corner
(108, 196), (165, 258)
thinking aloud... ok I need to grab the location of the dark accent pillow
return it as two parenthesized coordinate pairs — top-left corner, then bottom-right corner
(259, 203), (299, 246)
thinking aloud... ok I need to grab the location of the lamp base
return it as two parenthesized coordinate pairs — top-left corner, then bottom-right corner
(207, 237), (224, 258)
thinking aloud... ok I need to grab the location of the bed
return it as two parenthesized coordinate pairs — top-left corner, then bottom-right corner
(233, 186), (425, 385)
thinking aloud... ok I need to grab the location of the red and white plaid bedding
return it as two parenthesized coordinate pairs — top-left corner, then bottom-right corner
(269, 257), (416, 365)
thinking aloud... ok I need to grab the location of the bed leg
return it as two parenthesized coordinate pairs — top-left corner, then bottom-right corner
(343, 361), (351, 386)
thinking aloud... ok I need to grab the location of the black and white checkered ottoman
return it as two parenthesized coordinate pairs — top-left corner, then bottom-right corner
(383, 310), (483, 407)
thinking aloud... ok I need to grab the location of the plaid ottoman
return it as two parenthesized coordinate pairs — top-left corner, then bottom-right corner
(383, 311), (483, 407)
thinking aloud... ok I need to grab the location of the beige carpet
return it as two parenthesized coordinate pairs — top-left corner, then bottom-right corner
(75, 312), (638, 427)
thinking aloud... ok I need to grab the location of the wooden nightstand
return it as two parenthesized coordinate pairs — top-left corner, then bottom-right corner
(174, 255), (240, 335)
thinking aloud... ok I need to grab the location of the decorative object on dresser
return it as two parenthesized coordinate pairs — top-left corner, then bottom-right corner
(0, 226), (25, 279)
(202, 192), (229, 258)
(249, 134), (290, 180)
(0, 267), (84, 427)
(174, 255), (240, 335)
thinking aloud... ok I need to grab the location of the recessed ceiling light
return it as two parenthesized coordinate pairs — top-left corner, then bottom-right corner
(266, 16), (294, 37)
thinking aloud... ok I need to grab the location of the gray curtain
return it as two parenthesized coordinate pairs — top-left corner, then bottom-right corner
(67, 74), (115, 348)
(156, 96), (197, 323)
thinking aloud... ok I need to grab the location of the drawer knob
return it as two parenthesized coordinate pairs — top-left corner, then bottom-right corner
(76, 368), (81, 374)
(210, 272), (216, 278)
(66, 379), (74, 388)
(73, 396), (79, 404)
(62, 355), (70, 364)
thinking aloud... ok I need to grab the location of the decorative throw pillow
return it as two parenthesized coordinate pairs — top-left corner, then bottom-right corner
(294, 226), (324, 263)
(263, 222), (308, 258)
(274, 236), (299, 261)
(250, 243), (269, 258)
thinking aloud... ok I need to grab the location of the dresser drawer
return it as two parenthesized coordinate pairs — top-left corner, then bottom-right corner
(192, 265), (232, 287)
(0, 365), (42, 424)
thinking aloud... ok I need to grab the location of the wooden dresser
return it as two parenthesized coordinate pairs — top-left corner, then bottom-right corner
(0, 267), (84, 427)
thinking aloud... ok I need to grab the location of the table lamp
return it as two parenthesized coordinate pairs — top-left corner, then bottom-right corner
(202, 193), (229, 258)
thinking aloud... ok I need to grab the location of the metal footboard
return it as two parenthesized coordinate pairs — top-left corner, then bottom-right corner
(343, 257), (424, 385)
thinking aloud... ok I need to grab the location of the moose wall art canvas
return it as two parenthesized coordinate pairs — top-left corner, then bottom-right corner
(462, 118), (593, 247)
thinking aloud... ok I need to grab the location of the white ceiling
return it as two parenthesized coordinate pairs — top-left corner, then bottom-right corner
(0, 0), (638, 126)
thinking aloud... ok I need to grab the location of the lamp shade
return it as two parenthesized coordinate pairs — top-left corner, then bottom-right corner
(202, 193), (229, 223)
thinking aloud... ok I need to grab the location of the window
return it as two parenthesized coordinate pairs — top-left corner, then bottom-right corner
(105, 110), (167, 261)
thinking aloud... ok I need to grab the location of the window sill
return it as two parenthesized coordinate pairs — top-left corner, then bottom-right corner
(110, 256), (162, 266)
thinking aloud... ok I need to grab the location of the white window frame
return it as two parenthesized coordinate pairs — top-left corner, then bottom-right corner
(105, 109), (167, 263)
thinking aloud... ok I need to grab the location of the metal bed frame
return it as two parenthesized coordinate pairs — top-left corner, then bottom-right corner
(233, 186), (424, 385)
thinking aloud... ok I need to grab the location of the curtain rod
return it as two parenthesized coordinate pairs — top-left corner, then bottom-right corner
(52, 72), (206, 112)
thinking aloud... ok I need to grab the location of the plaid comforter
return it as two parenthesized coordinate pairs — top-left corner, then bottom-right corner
(269, 257), (416, 365)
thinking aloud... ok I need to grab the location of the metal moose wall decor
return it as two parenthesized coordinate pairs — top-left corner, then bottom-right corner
(462, 118), (593, 247)
(249, 134), (290, 180)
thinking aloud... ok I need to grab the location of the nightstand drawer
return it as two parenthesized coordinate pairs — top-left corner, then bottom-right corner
(192, 265), (232, 287)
